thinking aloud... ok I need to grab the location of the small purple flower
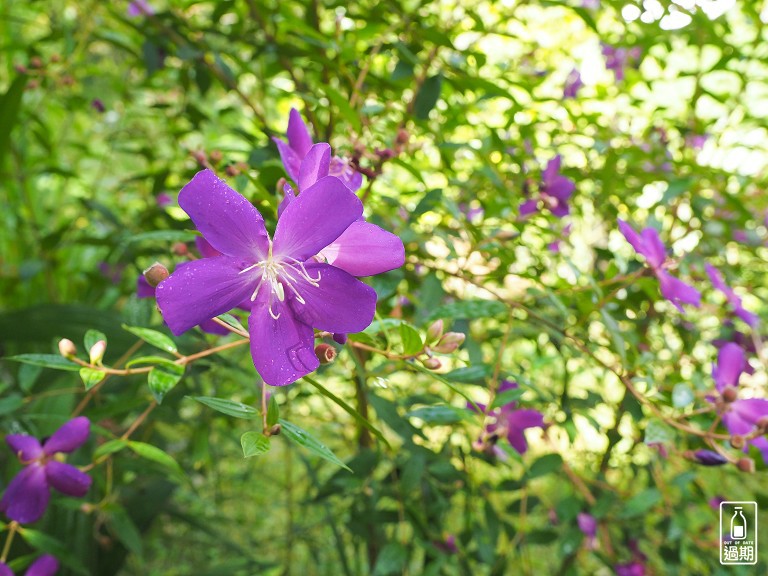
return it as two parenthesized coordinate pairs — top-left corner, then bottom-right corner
(98, 262), (125, 285)
(548, 223), (572, 253)
(577, 512), (597, 538)
(618, 219), (701, 313)
(615, 562), (645, 576)
(0, 555), (59, 576)
(469, 381), (544, 455)
(711, 344), (768, 462)
(433, 534), (458, 554)
(706, 264), (759, 327)
(691, 449), (728, 466)
(1, 418), (91, 524)
(156, 151), (402, 386)
(91, 99), (105, 113)
(273, 108), (363, 192)
(127, 0), (154, 17)
(563, 69), (583, 99)
(685, 133), (708, 151)
(602, 44), (641, 82)
(540, 155), (575, 218)
(156, 192), (173, 208)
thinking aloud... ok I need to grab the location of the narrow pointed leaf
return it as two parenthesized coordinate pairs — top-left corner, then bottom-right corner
(279, 419), (351, 472)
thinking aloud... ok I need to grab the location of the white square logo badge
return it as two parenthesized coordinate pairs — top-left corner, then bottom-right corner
(720, 501), (758, 565)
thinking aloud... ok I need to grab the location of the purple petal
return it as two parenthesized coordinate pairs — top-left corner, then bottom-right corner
(509, 408), (544, 430)
(248, 290), (319, 386)
(298, 143), (331, 192)
(329, 157), (363, 192)
(6, 435), (43, 462)
(749, 436), (768, 464)
(156, 257), (255, 335)
(724, 399), (768, 435)
(577, 512), (597, 537)
(273, 138), (303, 183)
(178, 169), (269, 260)
(657, 270), (701, 313)
(343, 169), (364, 193)
(618, 219), (645, 257)
(705, 263), (728, 293)
(43, 417), (90, 455)
(273, 176), (363, 261)
(45, 461), (91, 497)
(506, 428), (529, 454)
(549, 200), (570, 218)
(640, 228), (666, 269)
(332, 333), (348, 345)
(286, 108), (313, 157)
(136, 276), (155, 299)
(713, 343), (745, 391)
(544, 176), (575, 201)
(195, 236), (222, 258)
(0, 463), (50, 523)
(319, 221), (404, 277)
(0, 562), (12, 576)
(26, 555), (60, 576)
(277, 182), (296, 219)
(735, 306), (760, 328)
(288, 263), (377, 333)
(198, 318), (233, 336)
(499, 380), (518, 393)
(542, 155), (562, 184)
(519, 198), (539, 216)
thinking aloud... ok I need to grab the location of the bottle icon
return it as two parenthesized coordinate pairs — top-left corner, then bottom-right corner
(731, 507), (747, 540)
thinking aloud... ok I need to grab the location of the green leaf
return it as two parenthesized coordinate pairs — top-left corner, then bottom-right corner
(644, 418), (676, 445)
(128, 441), (185, 480)
(302, 376), (391, 448)
(93, 439), (128, 460)
(0, 75), (27, 173)
(79, 367), (105, 391)
(405, 405), (463, 424)
(122, 324), (177, 354)
(490, 386), (525, 409)
(599, 308), (627, 363)
(399, 323), (423, 356)
(618, 488), (662, 518)
(106, 504), (144, 556)
(19, 528), (88, 575)
(190, 396), (259, 419)
(414, 73), (443, 120)
(279, 419), (351, 472)
(672, 383), (695, 408)
(372, 542), (407, 575)
(427, 299), (506, 321)
(148, 361), (184, 403)
(444, 365), (490, 383)
(527, 454), (563, 479)
(0, 394), (23, 416)
(125, 355), (177, 369)
(266, 394), (280, 427)
(241, 431), (271, 458)
(216, 313), (246, 332)
(84, 328), (107, 352)
(6, 354), (80, 371)
(18, 363), (43, 392)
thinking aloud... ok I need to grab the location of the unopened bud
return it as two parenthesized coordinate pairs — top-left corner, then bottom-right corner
(89, 340), (107, 365)
(191, 150), (207, 166)
(315, 343), (336, 365)
(422, 357), (442, 370)
(269, 423), (282, 436)
(396, 128), (409, 145)
(50, 54), (61, 63)
(433, 332), (466, 354)
(730, 435), (746, 450)
(143, 262), (169, 287)
(689, 449), (728, 466)
(30, 56), (44, 69)
(722, 386), (738, 403)
(225, 164), (240, 177)
(736, 457), (755, 473)
(209, 150), (223, 164)
(426, 319), (444, 344)
(333, 333), (348, 345)
(172, 242), (189, 256)
(14, 64), (28, 74)
(757, 416), (768, 431)
(58, 338), (77, 358)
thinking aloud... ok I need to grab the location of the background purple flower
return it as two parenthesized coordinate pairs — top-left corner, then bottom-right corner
(618, 219), (701, 313)
(706, 264), (759, 327)
(1, 418), (91, 524)
(0, 555), (59, 576)
(563, 69), (583, 99)
(127, 0), (154, 17)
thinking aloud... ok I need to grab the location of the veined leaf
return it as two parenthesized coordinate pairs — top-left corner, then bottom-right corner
(279, 419), (351, 472)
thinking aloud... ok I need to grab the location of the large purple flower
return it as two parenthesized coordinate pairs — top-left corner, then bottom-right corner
(0, 555), (59, 576)
(711, 343), (768, 461)
(469, 381), (544, 456)
(618, 219), (701, 313)
(1, 418), (91, 524)
(273, 108), (363, 192)
(706, 264), (759, 328)
(156, 150), (396, 386)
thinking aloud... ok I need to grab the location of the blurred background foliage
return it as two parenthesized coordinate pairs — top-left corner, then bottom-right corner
(2, 0), (768, 574)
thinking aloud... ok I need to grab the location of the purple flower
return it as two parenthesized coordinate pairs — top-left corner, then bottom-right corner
(706, 264), (759, 327)
(540, 156), (575, 218)
(156, 152), (400, 386)
(127, 0), (154, 16)
(615, 562), (645, 576)
(618, 219), (701, 313)
(602, 44), (641, 82)
(0, 555), (59, 576)
(686, 133), (708, 151)
(577, 512), (597, 538)
(469, 381), (544, 455)
(273, 108), (363, 192)
(711, 343), (768, 462)
(548, 223), (572, 253)
(433, 534), (457, 554)
(98, 262), (125, 285)
(1, 418), (91, 524)
(91, 99), (105, 113)
(563, 69), (583, 99)
(156, 193), (173, 208)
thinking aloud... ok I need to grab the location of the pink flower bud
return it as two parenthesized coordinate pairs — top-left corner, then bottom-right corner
(422, 357), (442, 370)
(721, 386), (738, 403)
(426, 319), (444, 344)
(58, 338), (77, 358)
(209, 150), (223, 164)
(89, 340), (107, 365)
(433, 332), (466, 354)
(314, 343), (336, 365)
(143, 262), (170, 287)
(736, 457), (755, 473)
(172, 242), (189, 256)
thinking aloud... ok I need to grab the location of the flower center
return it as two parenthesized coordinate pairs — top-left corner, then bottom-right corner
(330, 156), (356, 180)
(239, 242), (321, 320)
